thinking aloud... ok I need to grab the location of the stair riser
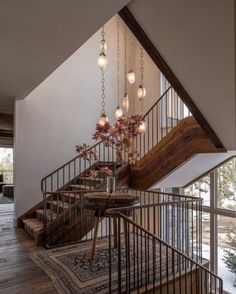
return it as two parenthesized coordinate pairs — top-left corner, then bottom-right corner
(36, 211), (56, 222)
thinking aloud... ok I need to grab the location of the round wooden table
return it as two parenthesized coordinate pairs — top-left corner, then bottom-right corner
(84, 192), (139, 260)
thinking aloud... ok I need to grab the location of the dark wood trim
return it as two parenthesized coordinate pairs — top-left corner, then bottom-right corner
(183, 156), (235, 187)
(119, 7), (224, 149)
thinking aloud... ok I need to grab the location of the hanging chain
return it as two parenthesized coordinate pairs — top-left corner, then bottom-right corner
(101, 25), (106, 114)
(101, 26), (105, 52)
(129, 30), (133, 69)
(117, 15), (120, 105)
(140, 46), (144, 86)
(124, 24), (127, 92)
(101, 70), (105, 114)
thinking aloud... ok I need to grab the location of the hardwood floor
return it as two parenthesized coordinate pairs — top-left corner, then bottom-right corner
(0, 204), (57, 294)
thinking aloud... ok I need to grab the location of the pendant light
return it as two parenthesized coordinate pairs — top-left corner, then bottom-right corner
(137, 46), (147, 100)
(99, 69), (108, 126)
(138, 120), (147, 134)
(127, 30), (136, 84)
(97, 26), (108, 71)
(138, 97), (147, 134)
(115, 16), (123, 119)
(122, 24), (129, 113)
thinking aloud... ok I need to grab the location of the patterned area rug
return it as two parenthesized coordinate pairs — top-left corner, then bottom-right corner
(31, 238), (174, 294)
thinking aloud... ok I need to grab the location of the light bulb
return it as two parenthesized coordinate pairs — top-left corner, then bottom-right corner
(115, 106), (123, 119)
(122, 93), (129, 113)
(99, 113), (108, 126)
(137, 85), (147, 100)
(127, 70), (135, 84)
(100, 41), (107, 53)
(97, 52), (108, 70)
(138, 119), (147, 134)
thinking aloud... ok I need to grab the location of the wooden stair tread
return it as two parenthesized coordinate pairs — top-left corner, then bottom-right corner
(48, 200), (70, 209)
(70, 184), (94, 190)
(23, 218), (44, 234)
(80, 177), (104, 182)
(59, 192), (81, 199)
(36, 209), (57, 220)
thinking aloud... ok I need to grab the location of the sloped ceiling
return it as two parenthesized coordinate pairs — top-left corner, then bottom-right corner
(0, 0), (129, 105)
(128, 0), (236, 150)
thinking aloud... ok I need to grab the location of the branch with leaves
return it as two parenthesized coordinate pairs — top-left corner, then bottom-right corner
(76, 114), (144, 177)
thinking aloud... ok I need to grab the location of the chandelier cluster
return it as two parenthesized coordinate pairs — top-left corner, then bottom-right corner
(97, 17), (147, 134)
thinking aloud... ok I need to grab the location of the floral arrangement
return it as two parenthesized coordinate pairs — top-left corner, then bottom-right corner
(76, 115), (143, 176)
(93, 114), (143, 164)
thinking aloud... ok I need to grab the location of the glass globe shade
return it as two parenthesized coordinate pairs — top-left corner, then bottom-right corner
(127, 70), (135, 84)
(97, 52), (108, 70)
(138, 120), (147, 134)
(137, 85), (147, 100)
(99, 113), (108, 126)
(115, 106), (123, 119)
(122, 93), (129, 113)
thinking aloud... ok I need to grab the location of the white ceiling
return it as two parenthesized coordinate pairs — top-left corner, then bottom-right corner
(129, 0), (236, 150)
(154, 151), (236, 188)
(0, 0), (129, 111)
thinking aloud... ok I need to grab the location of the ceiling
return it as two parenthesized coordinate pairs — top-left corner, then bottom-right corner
(0, 0), (129, 112)
(154, 151), (236, 188)
(1, 0), (235, 151)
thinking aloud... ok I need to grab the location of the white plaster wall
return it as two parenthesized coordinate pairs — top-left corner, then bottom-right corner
(14, 16), (128, 218)
(127, 33), (161, 115)
(129, 0), (236, 150)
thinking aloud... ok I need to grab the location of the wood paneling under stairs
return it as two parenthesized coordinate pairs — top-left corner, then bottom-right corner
(0, 204), (57, 294)
(130, 116), (225, 189)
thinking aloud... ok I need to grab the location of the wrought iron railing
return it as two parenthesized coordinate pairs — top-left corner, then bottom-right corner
(43, 189), (201, 256)
(106, 191), (223, 293)
(135, 86), (192, 158)
(41, 86), (191, 195)
(41, 141), (117, 194)
(41, 86), (194, 251)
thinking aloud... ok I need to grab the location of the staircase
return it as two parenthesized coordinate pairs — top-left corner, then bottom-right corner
(21, 86), (224, 246)
(22, 161), (122, 245)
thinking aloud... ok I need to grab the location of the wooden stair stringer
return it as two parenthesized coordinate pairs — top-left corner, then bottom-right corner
(130, 117), (225, 190)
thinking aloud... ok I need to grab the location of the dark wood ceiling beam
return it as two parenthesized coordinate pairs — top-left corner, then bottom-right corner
(119, 7), (224, 149)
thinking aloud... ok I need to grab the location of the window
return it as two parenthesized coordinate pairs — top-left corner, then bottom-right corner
(0, 148), (13, 184)
(218, 215), (236, 293)
(202, 212), (211, 260)
(185, 157), (236, 293)
(217, 158), (236, 211)
(185, 175), (210, 206)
